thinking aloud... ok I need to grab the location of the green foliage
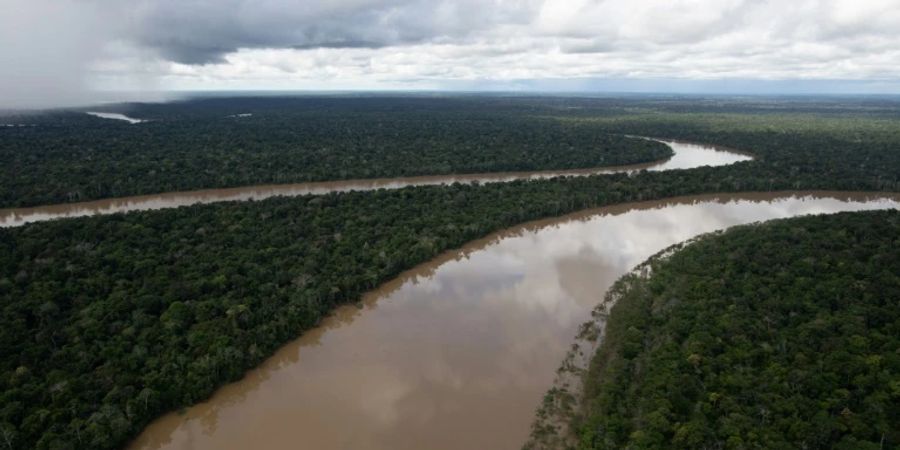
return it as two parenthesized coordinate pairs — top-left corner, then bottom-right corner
(1, 96), (900, 449)
(578, 211), (900, 449)
(1, 176), (716, 450)
(0, 97), (671, 207)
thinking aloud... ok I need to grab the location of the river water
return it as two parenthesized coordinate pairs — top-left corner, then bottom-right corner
(127, 191), (900, 450)
(0, 140), (750, 227)
(85, 112), (147, 124)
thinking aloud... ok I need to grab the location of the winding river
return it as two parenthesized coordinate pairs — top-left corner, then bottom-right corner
(127, 191), (900, 450)
(0, 140), (749, 227)
(6, 137), (893, 449)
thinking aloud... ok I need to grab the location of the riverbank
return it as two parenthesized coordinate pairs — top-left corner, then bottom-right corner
(126, 192), (900, 450)
(0, 140), (748, 227)
(532, 210), (900, 449)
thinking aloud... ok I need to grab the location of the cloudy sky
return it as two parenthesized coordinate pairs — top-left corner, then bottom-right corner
(3, 0), (900, 107)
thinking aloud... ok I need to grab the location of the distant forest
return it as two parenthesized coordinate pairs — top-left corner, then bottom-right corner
(568, 210), (900, 449)
(0, 98), (672, 208)
(1, 96), (899, 449)
(4, 95), (900, 209)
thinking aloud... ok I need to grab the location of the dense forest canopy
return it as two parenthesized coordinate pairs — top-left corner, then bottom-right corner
(1, 96), (899, 449)
(0, 97), (673, 208)
(3, 95), (900, 208)
(571, 210), (900, 449)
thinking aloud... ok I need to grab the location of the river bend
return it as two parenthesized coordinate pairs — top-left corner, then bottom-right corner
(0, 140), (749, 227)
(128, 191), (900, 450)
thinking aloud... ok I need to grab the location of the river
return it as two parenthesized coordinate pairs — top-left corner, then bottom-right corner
(0, 140), (750, 227)
(127, 191), (900, 450)
(85, 112), (147, 124)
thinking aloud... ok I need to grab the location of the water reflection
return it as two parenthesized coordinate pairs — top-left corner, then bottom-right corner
(0, 140), (751, 227)
(85, 112), (146, 124)
(128, 191), (900, 450)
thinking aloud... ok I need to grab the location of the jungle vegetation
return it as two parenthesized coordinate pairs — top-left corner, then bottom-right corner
(1, 96), (899, 449)
(571, 210), (900, 449)
(4, 94), (900, 208)
(0, 98), (671, 208)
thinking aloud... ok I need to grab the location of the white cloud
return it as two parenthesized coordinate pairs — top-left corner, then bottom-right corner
(5, 0), (900, 105)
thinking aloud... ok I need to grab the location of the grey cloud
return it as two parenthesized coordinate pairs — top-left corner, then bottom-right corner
(558, 39), (616, 54)
(292, 41), (383, 51)
(5, 0), (900, 108)
(127, 0), (541, 64)
(0, 0), (115, 109)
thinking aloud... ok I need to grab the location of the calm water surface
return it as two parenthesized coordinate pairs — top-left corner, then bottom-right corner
(0, 140), (750, 227)
(85, 112), (146, 124)
(128, 191), (900, 450)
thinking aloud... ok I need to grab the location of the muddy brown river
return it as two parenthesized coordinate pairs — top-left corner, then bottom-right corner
(0, 140), (749, 227)
(126, 191), (900, 450)
(7, 137), (889, 448)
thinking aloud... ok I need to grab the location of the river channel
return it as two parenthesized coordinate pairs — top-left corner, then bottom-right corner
(127, 191), (900, 450)
(0, 140), (749, 227)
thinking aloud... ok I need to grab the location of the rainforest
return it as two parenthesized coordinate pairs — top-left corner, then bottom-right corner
(566, 210), (900, 449)
(1, 95), (899, 450)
